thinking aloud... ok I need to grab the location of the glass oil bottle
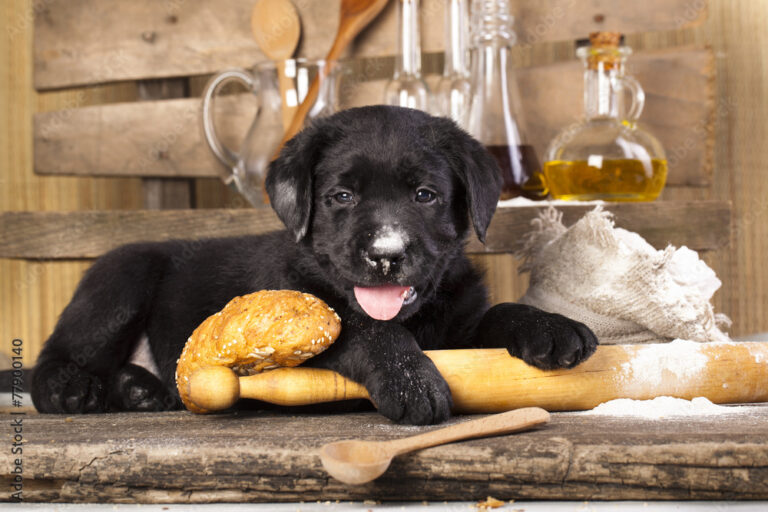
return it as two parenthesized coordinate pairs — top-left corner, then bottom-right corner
(543, 32), (667, 201)
(384, 0), (429, 110)
(434, 0), (471, 128)
(467, 0), (546, 200)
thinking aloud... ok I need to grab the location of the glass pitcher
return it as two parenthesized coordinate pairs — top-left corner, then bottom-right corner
(542, 32), (667, 201)
(202, 59), (340, 207)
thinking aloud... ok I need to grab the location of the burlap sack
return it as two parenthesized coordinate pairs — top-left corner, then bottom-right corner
(515, 206), (731, 344)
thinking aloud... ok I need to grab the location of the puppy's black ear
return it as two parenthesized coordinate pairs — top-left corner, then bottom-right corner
(265, 120), (331, 242)
(429, 118), (502, 243)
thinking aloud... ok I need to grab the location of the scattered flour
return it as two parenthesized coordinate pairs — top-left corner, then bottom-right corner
(586, 396), (732, 419)
(616, 339), (708, 391)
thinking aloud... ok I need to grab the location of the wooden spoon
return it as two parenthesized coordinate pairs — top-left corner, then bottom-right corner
(319, 407), (550, 485)
(269, 0), (389, 158)
(251, 0), (301, 131)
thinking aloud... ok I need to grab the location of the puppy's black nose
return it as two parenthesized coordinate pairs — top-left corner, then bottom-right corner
(365, 246), (404, 272)
(363, 226), (408, 275)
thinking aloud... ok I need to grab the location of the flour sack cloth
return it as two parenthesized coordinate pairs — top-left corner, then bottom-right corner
(515, 206), (731, 344)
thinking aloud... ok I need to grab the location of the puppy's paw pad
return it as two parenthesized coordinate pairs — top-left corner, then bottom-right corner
(476, 303), (598, 371)
(519, 314), (598, 370)
(32, 362), (106, 414)
(110, 364), (177, 411)
(368, 356), (452, 425)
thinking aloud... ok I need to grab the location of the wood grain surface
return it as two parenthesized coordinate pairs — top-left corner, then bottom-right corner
(1, 407), (766, 502)
(33, 47), (714, 187)
(33, 0), (708, 89)
(0, 201), (731, 259)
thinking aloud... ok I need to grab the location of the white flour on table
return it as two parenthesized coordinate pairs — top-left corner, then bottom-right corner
(583, 396), (732, 419)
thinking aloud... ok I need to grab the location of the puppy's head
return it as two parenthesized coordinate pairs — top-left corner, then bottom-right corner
(266, 106), (501, 321)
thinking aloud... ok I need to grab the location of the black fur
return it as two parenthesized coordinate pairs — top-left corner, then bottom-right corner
(31, 106), (597, 424)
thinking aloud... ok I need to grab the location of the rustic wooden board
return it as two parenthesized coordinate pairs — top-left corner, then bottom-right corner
(0, 201), (730, 260)
(34, 0), (708, 90)
(34, 47), (714, 187)
(1, 406), (766, 502)
(136, 78), (196, 210)
(35, 95), (254, 179)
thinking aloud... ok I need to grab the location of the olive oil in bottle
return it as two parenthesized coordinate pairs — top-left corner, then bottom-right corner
(542, 33), (667, 201)
(543, 158), (668, 201)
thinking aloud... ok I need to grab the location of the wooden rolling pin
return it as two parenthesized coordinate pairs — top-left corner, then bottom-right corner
(187, 341), (768, 413)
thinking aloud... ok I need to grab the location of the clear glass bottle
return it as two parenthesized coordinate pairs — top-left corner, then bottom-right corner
(384, 0), (429, 110)
(543, 32), (667, 201)
(467, 0), (546, 200)
(433, 0), (471, 128)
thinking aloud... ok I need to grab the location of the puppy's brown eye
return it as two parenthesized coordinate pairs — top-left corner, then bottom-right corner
(334, 191), (355, 204)
(415, 188), (437, 203)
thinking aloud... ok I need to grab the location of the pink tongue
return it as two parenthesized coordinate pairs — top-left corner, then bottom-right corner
(353, 285), (411, 321)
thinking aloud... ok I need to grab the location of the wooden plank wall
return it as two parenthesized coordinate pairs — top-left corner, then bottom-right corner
(2, 0), (140, 367)
(2, 0), (767, 366)
(32, 47), (714, 187)
(31, 0), (707, 89)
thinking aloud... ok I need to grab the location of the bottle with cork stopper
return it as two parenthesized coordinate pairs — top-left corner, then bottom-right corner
(542, 32), (667, 201)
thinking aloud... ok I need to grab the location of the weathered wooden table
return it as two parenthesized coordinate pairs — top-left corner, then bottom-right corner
(2, 405), (767, 503)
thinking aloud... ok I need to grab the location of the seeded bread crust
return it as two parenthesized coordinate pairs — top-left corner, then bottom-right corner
(176, 290), (342, 413)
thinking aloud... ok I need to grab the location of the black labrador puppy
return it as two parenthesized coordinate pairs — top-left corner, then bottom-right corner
(31, 106), (597, 424)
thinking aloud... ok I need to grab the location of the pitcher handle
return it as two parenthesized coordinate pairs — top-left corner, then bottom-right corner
(201, 68), (256, 185)
(613, 75), (645, 126)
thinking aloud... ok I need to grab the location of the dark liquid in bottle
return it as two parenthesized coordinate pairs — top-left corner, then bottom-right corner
(485, 144), (547, 200)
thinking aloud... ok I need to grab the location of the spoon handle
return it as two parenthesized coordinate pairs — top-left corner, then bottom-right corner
(386, 407), (550, 456)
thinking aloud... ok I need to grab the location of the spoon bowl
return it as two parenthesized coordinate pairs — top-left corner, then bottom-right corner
(320, 440), (392, 485)
(251, 0), (301, 60)
(319, 407), (550, 485)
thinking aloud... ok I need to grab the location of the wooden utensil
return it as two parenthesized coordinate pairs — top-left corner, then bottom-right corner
(262, 0), (389, 203)
(186, 341), (768, 413)
(319, 407), (550, 484)
(278, 0), (388, 143)
(251, 0), (301, 131)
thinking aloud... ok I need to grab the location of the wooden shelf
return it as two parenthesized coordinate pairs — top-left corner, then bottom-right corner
(2, 406), (766, 502)
(0, 201), (730, 260)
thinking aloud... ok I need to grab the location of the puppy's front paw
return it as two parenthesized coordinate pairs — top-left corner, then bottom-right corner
(367, 353), (453, 425)
(31, 360), (106, 413)
(477, 303), (598, 370)
(109, 364), (179, 411)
